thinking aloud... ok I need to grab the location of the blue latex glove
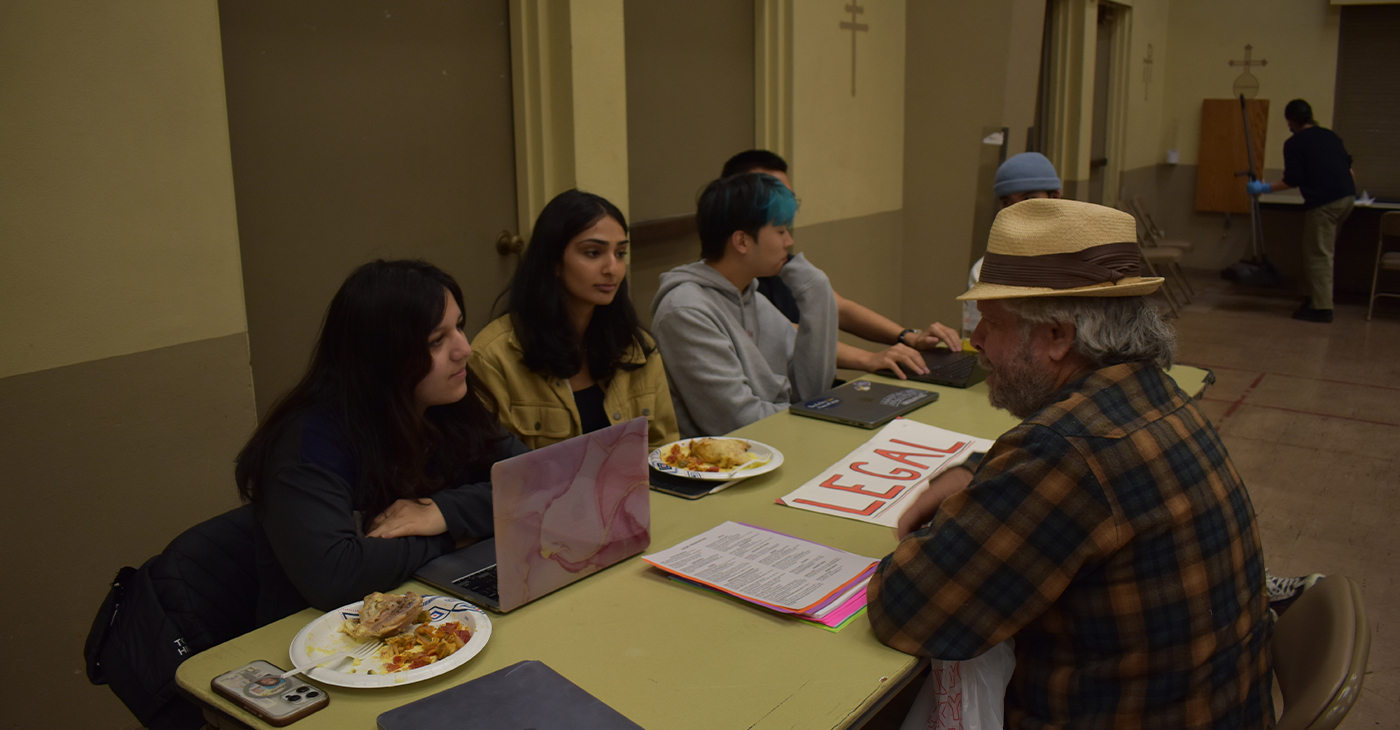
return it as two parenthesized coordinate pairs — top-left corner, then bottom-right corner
(1246, 180), (1271, 196)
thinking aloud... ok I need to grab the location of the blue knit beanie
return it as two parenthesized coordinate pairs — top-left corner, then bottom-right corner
(993, 152), (1062, 198)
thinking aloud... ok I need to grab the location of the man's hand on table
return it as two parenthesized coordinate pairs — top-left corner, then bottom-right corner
(861, 343), (929, 380)
(896, 467), (975, 540)
(906, 322), (962, 352)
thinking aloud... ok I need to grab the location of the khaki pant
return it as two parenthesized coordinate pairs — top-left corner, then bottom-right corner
(1301, 196), (1354, 310)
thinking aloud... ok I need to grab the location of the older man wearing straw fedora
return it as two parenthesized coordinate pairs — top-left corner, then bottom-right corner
(867, 199), (1273, 730)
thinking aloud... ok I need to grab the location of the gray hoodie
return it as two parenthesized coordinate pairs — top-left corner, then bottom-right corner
(650, 253), (837, 437)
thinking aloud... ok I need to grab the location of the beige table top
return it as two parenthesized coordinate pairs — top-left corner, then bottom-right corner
(176, 366), (1211, 729)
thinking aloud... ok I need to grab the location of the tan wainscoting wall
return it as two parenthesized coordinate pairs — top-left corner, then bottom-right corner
(0, 333), (255, 730)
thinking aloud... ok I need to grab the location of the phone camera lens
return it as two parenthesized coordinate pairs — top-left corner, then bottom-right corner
(305, 691), (320, 698)
(284, 694), (302, 702)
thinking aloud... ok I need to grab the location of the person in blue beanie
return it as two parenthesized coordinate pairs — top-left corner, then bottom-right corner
(963, 152), (1063, 335)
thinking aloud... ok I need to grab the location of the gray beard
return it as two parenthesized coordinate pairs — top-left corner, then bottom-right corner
(978, 346), (1060, 420)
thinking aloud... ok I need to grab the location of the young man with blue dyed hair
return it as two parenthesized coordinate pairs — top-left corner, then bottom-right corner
(651, 173), (838, 437)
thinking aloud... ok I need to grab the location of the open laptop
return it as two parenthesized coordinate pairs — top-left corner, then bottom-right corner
(789, 380), (938, 428)
(877, 349), (987, 388)
(415, 417), (651, 613)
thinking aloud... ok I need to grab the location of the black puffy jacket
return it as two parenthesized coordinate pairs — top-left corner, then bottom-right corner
(85, 505), (259, 730)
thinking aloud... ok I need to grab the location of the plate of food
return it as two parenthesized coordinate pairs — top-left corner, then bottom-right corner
(287, 591), (491, 688)
(649, 437), (784, 481)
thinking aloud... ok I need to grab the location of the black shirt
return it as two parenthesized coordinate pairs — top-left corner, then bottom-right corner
(1282, 126), (1354, 209)
(573, 383), (610, 434)
(756, 254), (802, 323)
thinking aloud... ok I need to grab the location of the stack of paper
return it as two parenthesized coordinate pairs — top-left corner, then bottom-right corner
(642, 521), (877, 631)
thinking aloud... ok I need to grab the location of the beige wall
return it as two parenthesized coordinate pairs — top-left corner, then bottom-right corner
(0, 2), (248, 379)
(904, 1), (1046, 330)
(624, 0), (755, 222)
(1160, 0), (1341, 171)
(791, 0), (906, 227)
(219, 1), (519, 416)
(1116, 0), (1344, 270)
(624, 0), (756, 325)
(0, 2), (256, 729)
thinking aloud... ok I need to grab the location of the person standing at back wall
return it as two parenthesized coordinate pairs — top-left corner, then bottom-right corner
(1247, 99), (1355, 323)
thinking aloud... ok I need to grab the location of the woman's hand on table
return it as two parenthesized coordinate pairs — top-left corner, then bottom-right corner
(896, 467), (975, 540)
(367, 498), (447, 538)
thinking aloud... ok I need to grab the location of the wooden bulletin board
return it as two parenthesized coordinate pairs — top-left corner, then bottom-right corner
(1196, 98), (1268, 213)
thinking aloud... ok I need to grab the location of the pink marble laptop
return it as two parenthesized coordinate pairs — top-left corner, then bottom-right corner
(416, 417), (651, 612)
(493, 417), (650, 610)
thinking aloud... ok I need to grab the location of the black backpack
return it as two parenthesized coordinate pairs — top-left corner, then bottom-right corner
(85, 505), (260, 730)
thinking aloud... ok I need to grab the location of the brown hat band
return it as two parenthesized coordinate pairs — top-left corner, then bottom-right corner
(980, 241), (1141, 290)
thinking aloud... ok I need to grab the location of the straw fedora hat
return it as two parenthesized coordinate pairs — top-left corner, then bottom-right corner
(959, 198), (1163, 300)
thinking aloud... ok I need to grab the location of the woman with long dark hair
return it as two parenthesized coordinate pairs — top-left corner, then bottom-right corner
(470, 189), (677, 450)
(236, 259), (527, 622)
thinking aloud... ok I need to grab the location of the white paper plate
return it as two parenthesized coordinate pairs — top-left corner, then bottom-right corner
(287, 594), (491, 688)
(648, 438), (784, 481)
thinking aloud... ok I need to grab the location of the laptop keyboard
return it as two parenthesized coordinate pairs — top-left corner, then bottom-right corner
(452, 564), (500, 602)
(927, 353), (977, 381)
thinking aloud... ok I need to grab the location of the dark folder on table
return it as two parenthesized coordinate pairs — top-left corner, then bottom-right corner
(376, 660), (645, 730)
(789, 379), (938, 428)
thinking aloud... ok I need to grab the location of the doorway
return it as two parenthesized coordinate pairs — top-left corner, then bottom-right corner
(218, 1), (519, 415)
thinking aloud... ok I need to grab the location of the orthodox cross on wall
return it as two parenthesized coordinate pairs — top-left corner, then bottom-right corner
(1142, 44), (1153, 101)
(840, 3), (868, 96)
(1228, 44), (1267, 99)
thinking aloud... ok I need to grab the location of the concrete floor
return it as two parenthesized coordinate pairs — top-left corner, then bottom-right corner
(1174, 272), (1399, 727)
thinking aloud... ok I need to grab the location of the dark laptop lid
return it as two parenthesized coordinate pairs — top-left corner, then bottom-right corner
(377, 660), (644, 730)
(789, 380), (938, 428)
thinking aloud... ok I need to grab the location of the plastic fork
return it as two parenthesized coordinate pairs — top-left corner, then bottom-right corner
(729, 454), (772, 474)
(280, 640), (384, 678)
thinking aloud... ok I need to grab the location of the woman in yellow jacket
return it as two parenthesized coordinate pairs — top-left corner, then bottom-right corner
(470, 189), (679, 450)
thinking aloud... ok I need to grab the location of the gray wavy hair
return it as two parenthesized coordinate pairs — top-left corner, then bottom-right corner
(999, 296), (1177, 369)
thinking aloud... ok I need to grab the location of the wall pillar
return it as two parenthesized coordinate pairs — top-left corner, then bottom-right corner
(509, 0), (630, 237)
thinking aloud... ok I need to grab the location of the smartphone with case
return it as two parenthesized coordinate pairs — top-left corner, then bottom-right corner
(211, 660), (329, 726)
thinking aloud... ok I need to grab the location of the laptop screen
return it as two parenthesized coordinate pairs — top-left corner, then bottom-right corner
(491, 417), (651, 611)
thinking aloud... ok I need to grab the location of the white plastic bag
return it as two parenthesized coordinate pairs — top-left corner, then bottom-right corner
(899, 639), (1015, 730)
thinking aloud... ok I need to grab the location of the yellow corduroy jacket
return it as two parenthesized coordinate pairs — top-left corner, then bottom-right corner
(468, 315), (679, 451)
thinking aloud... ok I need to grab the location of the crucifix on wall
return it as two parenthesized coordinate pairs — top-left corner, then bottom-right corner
(840, 3), (868, 96)
(1228, 44), (1268, 99)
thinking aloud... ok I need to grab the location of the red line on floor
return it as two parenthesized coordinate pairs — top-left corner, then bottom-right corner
(1217, 372), (1266, 424)
(1180, 362), (1400, 393)
(1197, 398), (1400, 428)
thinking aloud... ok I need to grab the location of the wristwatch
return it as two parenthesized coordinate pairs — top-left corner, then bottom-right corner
(897, 328), (917, 347)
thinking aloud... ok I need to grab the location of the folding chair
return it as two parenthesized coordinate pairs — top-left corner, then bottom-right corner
(1272, 576), (1370, 730)
(1130, 197), (1196, 299)
(1366, 211), (1400, 321)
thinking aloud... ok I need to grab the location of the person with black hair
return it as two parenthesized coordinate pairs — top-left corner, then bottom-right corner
(236, 260), (528, 623)
(1246, 99), (1355, 323)
(651, 173), (838, 437)
(721, 150), (961, 378)
(469, 189), (678, 450)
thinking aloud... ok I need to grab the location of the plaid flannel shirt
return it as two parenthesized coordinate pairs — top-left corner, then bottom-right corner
(868, 362), (1273, 730)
